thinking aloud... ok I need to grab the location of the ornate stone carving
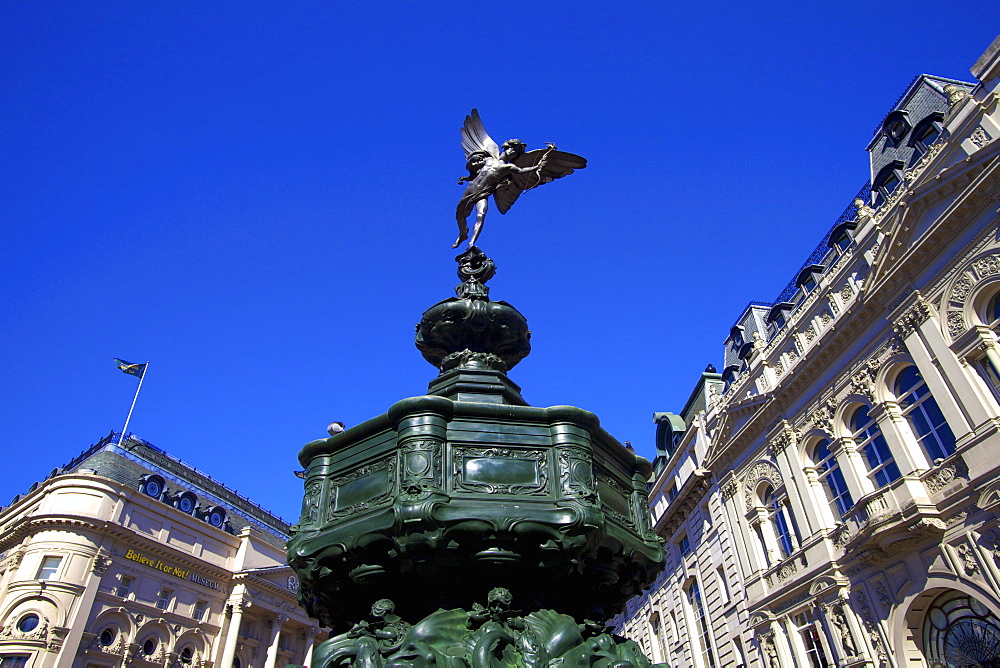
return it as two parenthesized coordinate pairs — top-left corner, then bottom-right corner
(983, 529), (1000, 560)
(831, 605), (858, 657)
(948, 310), (967, 339)
(760, 632), (780, 668)
(952, 274), (974, 303)
(721, 480), (739, 500)
(821, 311), (831, 326)
(971, 126), (994, 149)
(93, 554), (112, 574)
(743, 461), (782, 510)
(769, 423), (799, 454)
(893, 297), (933, 338)
(855, 591), (889, 666)
(804, 325), (816, 343)
(831, 524), (852, 549)
(873, 582), (891, 608)
(923, 460), (965, 493)
(804, 397), (837, 434)
(956, 542), (979, 575)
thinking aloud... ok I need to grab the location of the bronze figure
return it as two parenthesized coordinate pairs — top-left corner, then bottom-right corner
(453, 109), (587, 248)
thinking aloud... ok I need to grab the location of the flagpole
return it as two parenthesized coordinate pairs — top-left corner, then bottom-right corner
(118, 362), (148, 446)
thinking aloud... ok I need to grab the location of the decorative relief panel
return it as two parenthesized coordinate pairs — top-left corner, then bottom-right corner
(595, 467), (636, 529)
(453, 446), (549, 496)
(557, 445), (598, 505)
(400, 439), (443, 501)
(327, 457), (397, 520)
(301, 478), (323, 527)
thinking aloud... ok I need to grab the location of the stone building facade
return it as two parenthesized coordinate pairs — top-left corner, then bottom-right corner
(0, 432), (322, 668)
(615, 36), (1000, 667)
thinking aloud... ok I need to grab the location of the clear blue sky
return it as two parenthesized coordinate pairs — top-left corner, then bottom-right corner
(3, 2), (997, 524)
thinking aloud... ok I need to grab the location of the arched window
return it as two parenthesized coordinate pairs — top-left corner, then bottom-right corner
(762, 484), (796, 558)
(851, 406), (901, 487)
(973, 293), (1000, 400)
(895, 366), (956, 462)
(813, 439), (854, 520)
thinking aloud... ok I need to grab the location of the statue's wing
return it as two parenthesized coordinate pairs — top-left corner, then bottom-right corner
(493, 149), (587, 215)
(461, 108), (500, 159)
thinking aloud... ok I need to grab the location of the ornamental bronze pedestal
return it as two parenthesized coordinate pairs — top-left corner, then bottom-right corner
(287, 113), (665, 668)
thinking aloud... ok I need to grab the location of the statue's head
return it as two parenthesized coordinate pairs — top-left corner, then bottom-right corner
(466, 151), (490, 172)
(501, 139), (526, 159)
(371, 599), (395, 617)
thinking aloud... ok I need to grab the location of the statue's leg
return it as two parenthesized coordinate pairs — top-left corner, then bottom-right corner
(468, 199), (488, 248)
(453, 197), (473, 249)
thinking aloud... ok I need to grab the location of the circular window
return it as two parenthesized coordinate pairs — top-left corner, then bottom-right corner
(143, 476), (163, 498)
(142, 637), (158, 656)
(17, 613), (39, 633)
(207, 508), (226, 527)
(179, 496), (195, 513)
(180, 647), (193, 664)
(99, 627), (117, 646)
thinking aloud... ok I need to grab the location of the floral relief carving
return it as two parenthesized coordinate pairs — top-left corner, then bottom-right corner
(821, 311), (832, 326)
(770, 423), (799, 454)
(973, 254), (1000, 280)
(774, 361), (784, 376)
(951, 274), (975, 303)
(873, 582), (891, 608)
(840, 284), (854, 302)
(721, 480), (739, 500)
(947, 310), (967, 340)
(804, 325), (816, 343)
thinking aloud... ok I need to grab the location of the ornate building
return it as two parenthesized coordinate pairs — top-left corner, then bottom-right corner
(615, 36), (1000, 667)
(0, 432), (322, 668)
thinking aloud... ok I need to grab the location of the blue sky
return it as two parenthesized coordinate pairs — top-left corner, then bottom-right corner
(3, 2), (998, 524)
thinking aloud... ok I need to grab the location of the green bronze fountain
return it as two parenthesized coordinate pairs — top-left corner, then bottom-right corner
(286, 111), (666, 668)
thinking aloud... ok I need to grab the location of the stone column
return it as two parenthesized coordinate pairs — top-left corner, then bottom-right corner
(870, 401), (928, 473)
(832, 437), (873, 500)
(300, 628), (318, 668)
(263, 615), (286, 668)
(218, 601), (249, 668)
(55, 552), (112, 668)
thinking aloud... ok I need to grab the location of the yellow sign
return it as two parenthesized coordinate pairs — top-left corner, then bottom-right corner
(124, 549), (190, 580)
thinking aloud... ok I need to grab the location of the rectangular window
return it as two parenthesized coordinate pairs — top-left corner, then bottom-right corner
(35, 556), (62, 580)
(794, 612), (832, 668)
(115, 575), (135, 598)
(686, 581), (717, 668)
(0, 656), (29, 668)
(667, 483), (678, 502)
(716, 566), (730, 604)
(154, 588), (173, 611)
(678, 534), (691, 557)
(192, 600), (207, 622)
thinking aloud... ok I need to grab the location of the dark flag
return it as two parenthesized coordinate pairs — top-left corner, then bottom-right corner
(114, 358), (147, 379)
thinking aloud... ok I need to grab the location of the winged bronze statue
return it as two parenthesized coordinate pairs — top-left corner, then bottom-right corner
(453, 109), (587, 248)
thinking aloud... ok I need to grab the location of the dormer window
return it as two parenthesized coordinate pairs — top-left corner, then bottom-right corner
(882, 110), (910, 146)
(827, 221), (857, 253)
(729, 326), (744, 349)
(795, 264), (825, 295)
(766, 302), (795, 336)
(909, 113), (944, 156)
(722, 364), (741, 389)
(873, 161), (905, 208)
